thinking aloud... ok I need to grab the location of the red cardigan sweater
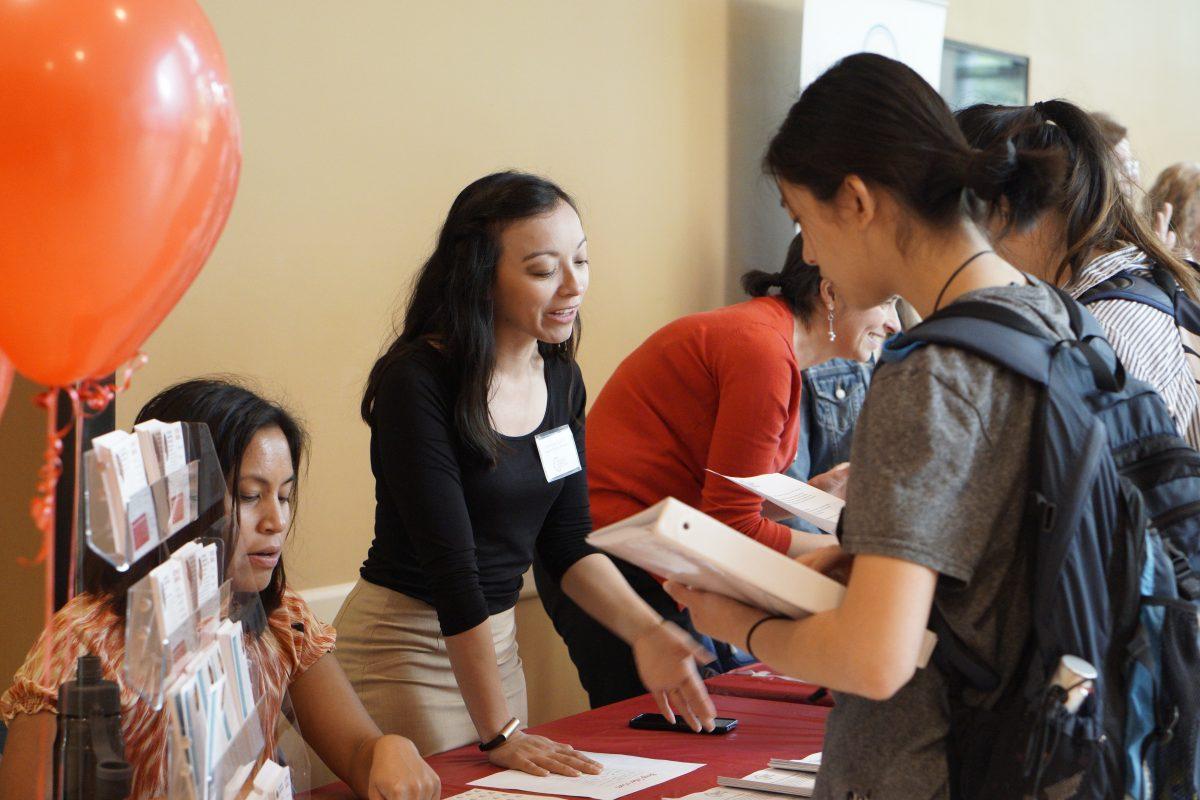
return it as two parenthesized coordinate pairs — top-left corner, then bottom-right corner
(587, 296), (802, 553)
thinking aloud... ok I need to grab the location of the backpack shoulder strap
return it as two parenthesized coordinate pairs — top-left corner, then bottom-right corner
(1077, 268), (1175, 317)
(881, 301), (1056, 386)
(882, 292), (1123, 392)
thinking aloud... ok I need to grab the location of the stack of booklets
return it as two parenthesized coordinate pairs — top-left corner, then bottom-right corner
(665, 754), (822, 800)
(92, 429), (160, 562)
(92, 420), (194, 564)
(135, 419), (192, 536)
(716, 752), (822, 798)
(164, 619), (259, 800)
(140, 540), (261, 800)
(586, 498), (936, 665)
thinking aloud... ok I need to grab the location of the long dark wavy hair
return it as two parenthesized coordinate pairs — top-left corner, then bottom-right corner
(361, 171), (581, 462)
(83, 378), (307, 619)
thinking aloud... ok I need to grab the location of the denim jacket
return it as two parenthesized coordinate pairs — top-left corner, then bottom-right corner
(783, 358), (872, 532)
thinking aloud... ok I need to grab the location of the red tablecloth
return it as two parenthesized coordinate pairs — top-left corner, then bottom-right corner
(704, 663), (834, 707)
(311, 693), (827, 799)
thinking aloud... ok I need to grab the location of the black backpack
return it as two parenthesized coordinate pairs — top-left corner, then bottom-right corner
(879, 287), (1200, 799)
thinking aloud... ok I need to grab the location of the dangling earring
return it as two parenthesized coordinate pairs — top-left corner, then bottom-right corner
(827, 305), (836, 342)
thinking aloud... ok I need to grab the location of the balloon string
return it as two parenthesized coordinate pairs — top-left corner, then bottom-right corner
(20, 352), (149, 570)
(20, 353), (145, 800)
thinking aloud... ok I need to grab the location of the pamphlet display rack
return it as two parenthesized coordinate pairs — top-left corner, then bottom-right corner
(75, 419), (308, 798)
(83, 421), (227, 573)
(124, 550), (310, 799)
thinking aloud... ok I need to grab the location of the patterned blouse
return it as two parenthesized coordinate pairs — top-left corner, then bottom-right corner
(1066, 245), (1200, 448)
(0, 588), (336, 799)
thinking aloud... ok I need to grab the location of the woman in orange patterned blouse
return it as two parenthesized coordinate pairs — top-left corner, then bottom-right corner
(0, 379), (440, 800)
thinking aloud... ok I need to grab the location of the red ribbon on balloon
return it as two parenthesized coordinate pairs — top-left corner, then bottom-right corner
(0, 350), (12, 428)
(0, 0), (241, 619)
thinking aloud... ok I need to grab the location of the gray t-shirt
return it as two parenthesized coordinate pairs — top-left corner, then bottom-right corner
(815, 282), (1075, 800)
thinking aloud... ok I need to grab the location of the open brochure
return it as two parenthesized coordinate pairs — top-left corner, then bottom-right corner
(708, 470), (842, 533)
(586, 498), (935, 667)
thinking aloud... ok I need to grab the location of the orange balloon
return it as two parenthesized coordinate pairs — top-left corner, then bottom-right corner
(0, 0), (241, 386)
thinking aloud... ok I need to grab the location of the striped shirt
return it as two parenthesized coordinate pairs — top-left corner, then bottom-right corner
(1065, 245), (1200, 447)
(0, 588), (336, 799)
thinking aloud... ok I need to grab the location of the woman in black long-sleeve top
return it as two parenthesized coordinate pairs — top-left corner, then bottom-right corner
(334, 172), (716, 777)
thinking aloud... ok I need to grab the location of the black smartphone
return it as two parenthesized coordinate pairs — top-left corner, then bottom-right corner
(628, 713), (738, 734)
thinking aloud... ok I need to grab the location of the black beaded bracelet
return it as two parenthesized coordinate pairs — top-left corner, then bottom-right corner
(745, 614), (787, 661)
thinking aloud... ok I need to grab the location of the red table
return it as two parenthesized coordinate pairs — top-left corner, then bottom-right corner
(704, 663), (834, 707)
(312, 693), (827, 799)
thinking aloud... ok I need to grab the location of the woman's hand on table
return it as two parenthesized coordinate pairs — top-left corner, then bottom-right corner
(631, 620), (719, 733)
(488, 731), (603, 777)
(367, 734), (441, 800)
(796, 544), (854, 585)
(808, 462), (850, 499)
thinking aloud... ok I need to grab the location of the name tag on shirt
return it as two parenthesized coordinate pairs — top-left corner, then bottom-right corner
(534, 425), (582, 482)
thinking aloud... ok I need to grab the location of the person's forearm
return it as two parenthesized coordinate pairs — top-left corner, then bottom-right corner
(744, 607), (908, 699)
(786, 530), (837, 558)
(739, 582), (926, 699)
(445, 620), (518, 740)
(560, 554), (662, 644)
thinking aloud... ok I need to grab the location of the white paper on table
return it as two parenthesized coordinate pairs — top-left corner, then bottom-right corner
(446, 791), (571, 800)
(666, 788), (795, 800)
(469, 752), (703, 800)
(708, 471), (843, 533)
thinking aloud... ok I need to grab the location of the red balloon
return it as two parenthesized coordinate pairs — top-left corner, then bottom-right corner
(0, 350), (12, 425)
(0, 0), (241, 386)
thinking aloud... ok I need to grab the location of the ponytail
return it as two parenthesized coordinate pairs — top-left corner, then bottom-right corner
(742, 233), (823, 324)
(763, 53), (1069, 241)
(956, 101), (1200, 295)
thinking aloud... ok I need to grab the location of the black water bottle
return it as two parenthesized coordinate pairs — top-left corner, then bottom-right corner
(53, 655), (133, 800)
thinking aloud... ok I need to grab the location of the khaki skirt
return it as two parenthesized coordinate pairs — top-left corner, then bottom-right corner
(332, 578), (528, 756)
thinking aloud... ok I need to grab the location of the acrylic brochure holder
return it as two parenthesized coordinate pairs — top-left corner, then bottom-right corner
(125, 557), (311, 798)
(177, 690), (312, 800)
(84, 421), (227, 573)
(157, 587), (312, 800)
(122, 534), (228, 711)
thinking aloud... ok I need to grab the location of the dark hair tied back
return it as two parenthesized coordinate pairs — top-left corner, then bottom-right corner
(956, 100), (1198, 293)
(741, 232), (823, 324)
(961, 132), (1068, 214)
(764, 53), (1076, 246)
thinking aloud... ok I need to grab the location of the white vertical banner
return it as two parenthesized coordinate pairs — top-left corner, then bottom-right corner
(799, 0), (949, 91)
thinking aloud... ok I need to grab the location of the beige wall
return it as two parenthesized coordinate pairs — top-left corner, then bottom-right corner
(3, 0), (1199, 721)
(116, 0), (732, 592)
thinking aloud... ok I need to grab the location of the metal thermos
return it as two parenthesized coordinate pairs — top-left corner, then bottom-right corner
(53, 655), (133, 800)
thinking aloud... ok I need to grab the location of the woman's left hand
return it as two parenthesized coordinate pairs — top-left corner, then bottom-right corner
(662, 582), (768, 662)
(367, 734), (441, 800)
(630, 620), (718, 732)
(808, 462), (850, 499)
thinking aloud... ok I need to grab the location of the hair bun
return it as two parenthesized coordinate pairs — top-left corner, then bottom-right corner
(741, 269), (785, 298)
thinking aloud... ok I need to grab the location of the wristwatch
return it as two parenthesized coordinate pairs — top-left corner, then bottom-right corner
(479, 717), (521, 752)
